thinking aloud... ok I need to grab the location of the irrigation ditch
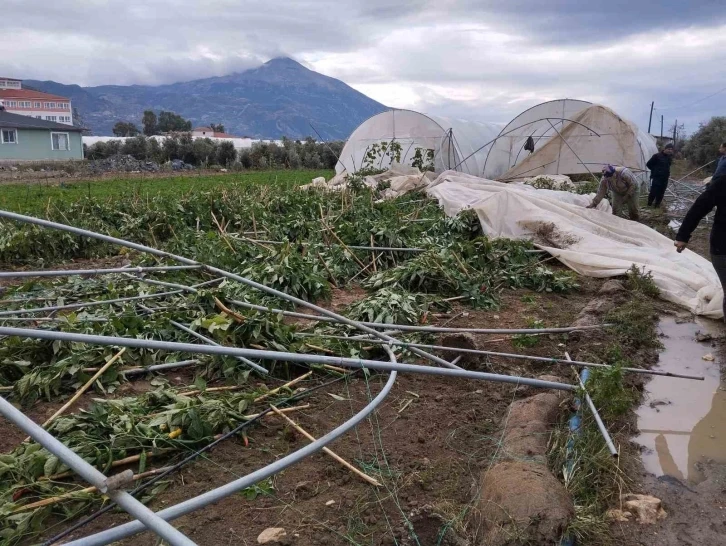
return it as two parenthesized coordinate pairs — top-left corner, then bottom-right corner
(0, 177), (689, 545)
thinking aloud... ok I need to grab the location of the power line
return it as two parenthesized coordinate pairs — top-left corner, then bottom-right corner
(654, 85), (726, 112)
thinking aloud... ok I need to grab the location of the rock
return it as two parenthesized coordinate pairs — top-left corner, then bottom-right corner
(257, 527), (287, 544)
(696, 332), (713, 342)
(622, 494), (667, 524)
(325, 499), (336, 506)
(477, 461), (573, 546)
(605, 508), (632, 522)
(599, 280), (626, 295)
(220, 168), (228, 173)
(501, 392), (563, 462)
(702, 353), (715, 361)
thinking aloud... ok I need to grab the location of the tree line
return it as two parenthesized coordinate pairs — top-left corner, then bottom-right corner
(85, 134), (344, 169)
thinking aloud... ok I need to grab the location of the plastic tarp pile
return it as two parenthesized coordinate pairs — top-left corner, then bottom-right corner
(425, 171), (722, 317)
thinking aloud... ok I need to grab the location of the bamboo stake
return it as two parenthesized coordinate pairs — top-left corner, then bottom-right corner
(211, 211), (237, 254)
(319, 204), (366, 269)
(270, 405), (381, 487)
(25, 349), (126, 444)
(317, 252), (339, 288)
(305, 343), (336, 355)
(253, 371), (313, 403)
(178, 385), (247, 397)
(370, 235), (377, 273)
(213, 297), (245, 324)
(14, 466), (175, 513)
(242, 403), (310, 420)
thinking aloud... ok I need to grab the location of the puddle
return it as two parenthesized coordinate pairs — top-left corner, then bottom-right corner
(635, 316), (726, 483)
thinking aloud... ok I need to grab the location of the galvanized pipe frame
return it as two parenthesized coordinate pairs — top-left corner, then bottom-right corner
(0, 395), (198, 546)
(63, 365), (399, 546)
(0, 265), (201, 279)
(227, 299), (611, 335)
(0, 326), (575, 392)
(0, 209), (586, 545)
(0, 210), (463, 371)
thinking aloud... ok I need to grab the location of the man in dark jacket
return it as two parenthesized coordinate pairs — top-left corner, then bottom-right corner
(713, 142), (726, 179)
(646, 142), (674, 207)
(675, 171), (726, 318)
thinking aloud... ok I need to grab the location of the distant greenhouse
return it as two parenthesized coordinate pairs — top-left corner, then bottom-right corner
(337, 109), (501, 176)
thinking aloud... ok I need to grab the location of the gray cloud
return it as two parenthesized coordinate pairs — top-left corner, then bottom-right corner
(1, 0), (723, 133)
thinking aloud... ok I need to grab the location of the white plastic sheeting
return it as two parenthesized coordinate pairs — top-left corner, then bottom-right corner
(336, 109), (501, 176)
(425, 171), (722, 318)
(483, 100), (658, 184)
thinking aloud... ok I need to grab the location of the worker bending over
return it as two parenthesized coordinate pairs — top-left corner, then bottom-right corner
(587, 164), (640, 221)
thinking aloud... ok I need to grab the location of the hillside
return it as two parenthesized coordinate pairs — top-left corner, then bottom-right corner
(25, 58), (386, 139)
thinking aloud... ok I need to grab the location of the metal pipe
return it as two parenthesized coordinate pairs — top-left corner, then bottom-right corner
(0, 210), (461, 371)
(0, 395), (197, 546)
(566, 353), (618, 457)
(120, 359), (202, 376)
(0, 289), (187, 317)
(165, 318), (268, 375)
(0, 265), (201, 279)
(0, 277), (222, 318)
(64, 366), (398, 546)
(296, 333), (703, 380)
(454, 117), (602, 172)
(546, 120), (599, 183)
(228, 300), (612, 335)
(0, 327), (576, 391)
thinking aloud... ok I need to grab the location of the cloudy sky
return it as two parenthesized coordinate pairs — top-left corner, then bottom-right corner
(2, 0), (724, 134)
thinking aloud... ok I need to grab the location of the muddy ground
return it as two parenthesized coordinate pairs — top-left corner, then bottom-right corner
(5, 275), (609, 545)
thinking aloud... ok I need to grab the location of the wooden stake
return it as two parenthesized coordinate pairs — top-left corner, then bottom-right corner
(26, 349), (126, 443)
(211, 210), (237, 254)
(15, 466), (175, 513)
(178, 385), (246, 397)
(213, 297), (246, 323)
(319, 204), (366, 269)
(253, 371), (313, 403)
(270, 405), (381, 487)
(317, 252), (338, 288)
(242, 403), (310, 420)
(370, 235), (377, 273)
(304, 343), (336, 355)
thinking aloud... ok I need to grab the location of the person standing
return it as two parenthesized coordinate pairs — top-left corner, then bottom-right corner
(713, 142), (726, 179)
(646, 142), (674, 207)
(674, 168), (726, 318)
(587, 164), (640, 220)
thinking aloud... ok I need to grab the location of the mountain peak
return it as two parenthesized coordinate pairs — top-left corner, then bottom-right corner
(264, 57), (304, 68)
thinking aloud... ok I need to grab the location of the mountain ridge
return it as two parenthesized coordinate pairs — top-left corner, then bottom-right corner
(25, 58), (387, 139)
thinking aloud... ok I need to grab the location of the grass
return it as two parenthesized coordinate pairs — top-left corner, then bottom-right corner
(548, 267), (662, 545)
(0, 169), (333, 214)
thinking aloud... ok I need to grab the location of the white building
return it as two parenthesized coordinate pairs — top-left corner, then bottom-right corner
(0, 78), (73, 125)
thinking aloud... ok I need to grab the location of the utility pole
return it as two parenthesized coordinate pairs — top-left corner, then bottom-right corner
(673, 119), (678, 147)
(648, 101), (654, 133)
(660, 115), (664, 140)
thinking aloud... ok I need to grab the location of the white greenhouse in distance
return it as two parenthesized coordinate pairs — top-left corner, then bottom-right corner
(336, 109), (501, 176)
(483, 99), (658, 183)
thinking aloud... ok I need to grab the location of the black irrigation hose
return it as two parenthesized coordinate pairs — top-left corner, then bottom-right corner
(42, 371), (358, 545)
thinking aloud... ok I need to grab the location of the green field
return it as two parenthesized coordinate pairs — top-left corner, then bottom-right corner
(0, 169), (333, 214)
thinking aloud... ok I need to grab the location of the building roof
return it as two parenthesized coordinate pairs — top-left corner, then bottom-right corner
(0, 88), (70, 101)
(0, 77), (22, 82)
(0, 109), (83, 131)
(192, 126), (239, 139)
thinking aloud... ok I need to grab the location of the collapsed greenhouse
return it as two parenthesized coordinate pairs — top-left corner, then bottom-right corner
(335, 109), (501, 176)
(483, 99), (658, 182)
